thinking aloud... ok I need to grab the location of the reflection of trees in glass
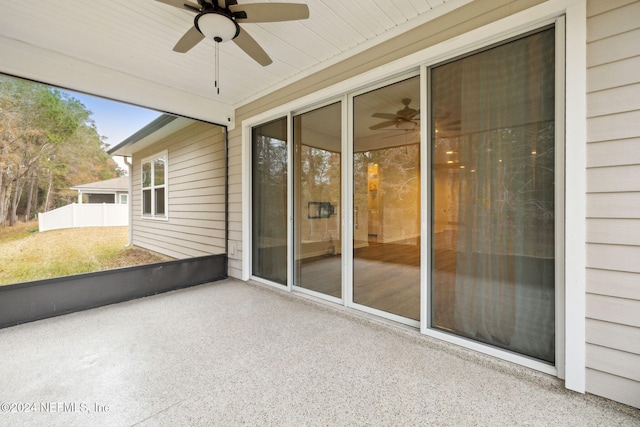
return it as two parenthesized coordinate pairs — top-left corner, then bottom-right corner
(253, 135), (287, 242)
(252, 125), (288, 284)
(299, 145), (340, 243)
(353, 151), (370, 242)
(382, 145), (420, 243)
(453, 121), (555, 257)
(142, 162), (152, 187)
(354, 143), (420, 244)
(154, 158), (165, 185)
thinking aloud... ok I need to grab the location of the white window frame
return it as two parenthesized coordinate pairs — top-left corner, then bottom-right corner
(242, 0), (586, 393)
(141, 150), (169, 220)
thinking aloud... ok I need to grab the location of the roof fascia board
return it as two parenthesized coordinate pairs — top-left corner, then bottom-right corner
(0, 36), (235, 129)
(108, 115), (192, 156)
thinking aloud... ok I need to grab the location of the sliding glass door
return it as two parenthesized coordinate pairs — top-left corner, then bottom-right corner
(250, 25), (558, 364)
(252, 118), (288, 285)
(352, 76), (421, 321)
(293, 102), (342, 298)
(430, 28), (556, 362)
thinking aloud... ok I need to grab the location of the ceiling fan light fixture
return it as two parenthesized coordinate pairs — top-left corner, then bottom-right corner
(396, 120), (417, 130)
(195, 12), (239, 42)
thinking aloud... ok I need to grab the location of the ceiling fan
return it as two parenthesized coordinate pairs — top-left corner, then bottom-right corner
(156, 0), (310, 66)
(370, 98), (420, 131)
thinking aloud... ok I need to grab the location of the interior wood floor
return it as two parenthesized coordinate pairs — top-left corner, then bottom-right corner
(297, 234), (459, 324)
(297, 232), (556, 362)
(298, 242), (422, 321)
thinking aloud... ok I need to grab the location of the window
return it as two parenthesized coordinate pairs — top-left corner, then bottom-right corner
(119, 194), (128, 204)
(141, 151), (168, 219)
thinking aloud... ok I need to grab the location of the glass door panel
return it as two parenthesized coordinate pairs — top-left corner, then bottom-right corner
(430, 28), (556, 362)
(293, 103), (342, 298)
(252, 118), (288, 285)
(352, 76), (421, 320)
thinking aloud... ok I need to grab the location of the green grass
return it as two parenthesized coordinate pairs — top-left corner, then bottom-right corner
(0, 220), (39, 244)
(0, 225), (170, 285)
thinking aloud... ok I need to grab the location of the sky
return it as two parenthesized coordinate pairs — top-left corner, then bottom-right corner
(61, 90), (161, 170)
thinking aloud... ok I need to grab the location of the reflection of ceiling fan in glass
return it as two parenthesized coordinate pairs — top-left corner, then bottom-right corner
(370, 98), (419, 131)
(370, 99), (463, 137)
(434, 111), (461, 137)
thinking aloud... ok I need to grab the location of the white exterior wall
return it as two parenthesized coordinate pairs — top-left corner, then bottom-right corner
(585, 0), (640, 408)
(132, 122), (226, 259)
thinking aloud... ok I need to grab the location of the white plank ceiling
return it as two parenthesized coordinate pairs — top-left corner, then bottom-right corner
(0, 0), (468, 115)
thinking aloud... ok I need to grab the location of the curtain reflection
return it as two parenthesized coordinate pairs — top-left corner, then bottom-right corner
(431, 28), (555, 362)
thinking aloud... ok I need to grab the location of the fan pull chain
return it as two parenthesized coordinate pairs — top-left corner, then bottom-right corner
(214, 40), (220, 95)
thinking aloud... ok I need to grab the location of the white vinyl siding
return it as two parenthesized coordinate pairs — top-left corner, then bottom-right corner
(226, 134), (244, 279)
(132, 122), (226, 259)
(585, 0), (640, 408)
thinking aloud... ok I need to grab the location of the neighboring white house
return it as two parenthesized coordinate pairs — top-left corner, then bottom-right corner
(38, 177), (130, 232)
(70, 176), (129, 205)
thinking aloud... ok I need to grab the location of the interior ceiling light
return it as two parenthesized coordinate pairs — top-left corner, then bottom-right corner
(396, 120), (417, 130)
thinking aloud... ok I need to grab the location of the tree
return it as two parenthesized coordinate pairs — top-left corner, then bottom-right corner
(0, 75), (122, 226)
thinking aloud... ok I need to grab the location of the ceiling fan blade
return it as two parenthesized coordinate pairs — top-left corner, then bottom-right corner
(372, 113), (397, 120)
(439, 119), (461, 128)
(233, 28), (272, 66)
(397, 109), (419, 121)
(369, 121), (397, 130)
(383, 129), (419, 139)
(231, 3), (310, 23)
(173, 26), (205, 53)
(155, 0), (201, 11)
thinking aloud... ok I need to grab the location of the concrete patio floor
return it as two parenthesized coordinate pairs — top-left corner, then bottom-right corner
(0, 278), (638, 426)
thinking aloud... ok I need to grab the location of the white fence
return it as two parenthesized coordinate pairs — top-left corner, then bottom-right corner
(38, 203), (128, 232)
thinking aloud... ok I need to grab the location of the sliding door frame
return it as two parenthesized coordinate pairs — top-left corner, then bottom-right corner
(242, 1), (585, 389)
(291, 98), (346, 305)
(346, 71), (422, 328)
